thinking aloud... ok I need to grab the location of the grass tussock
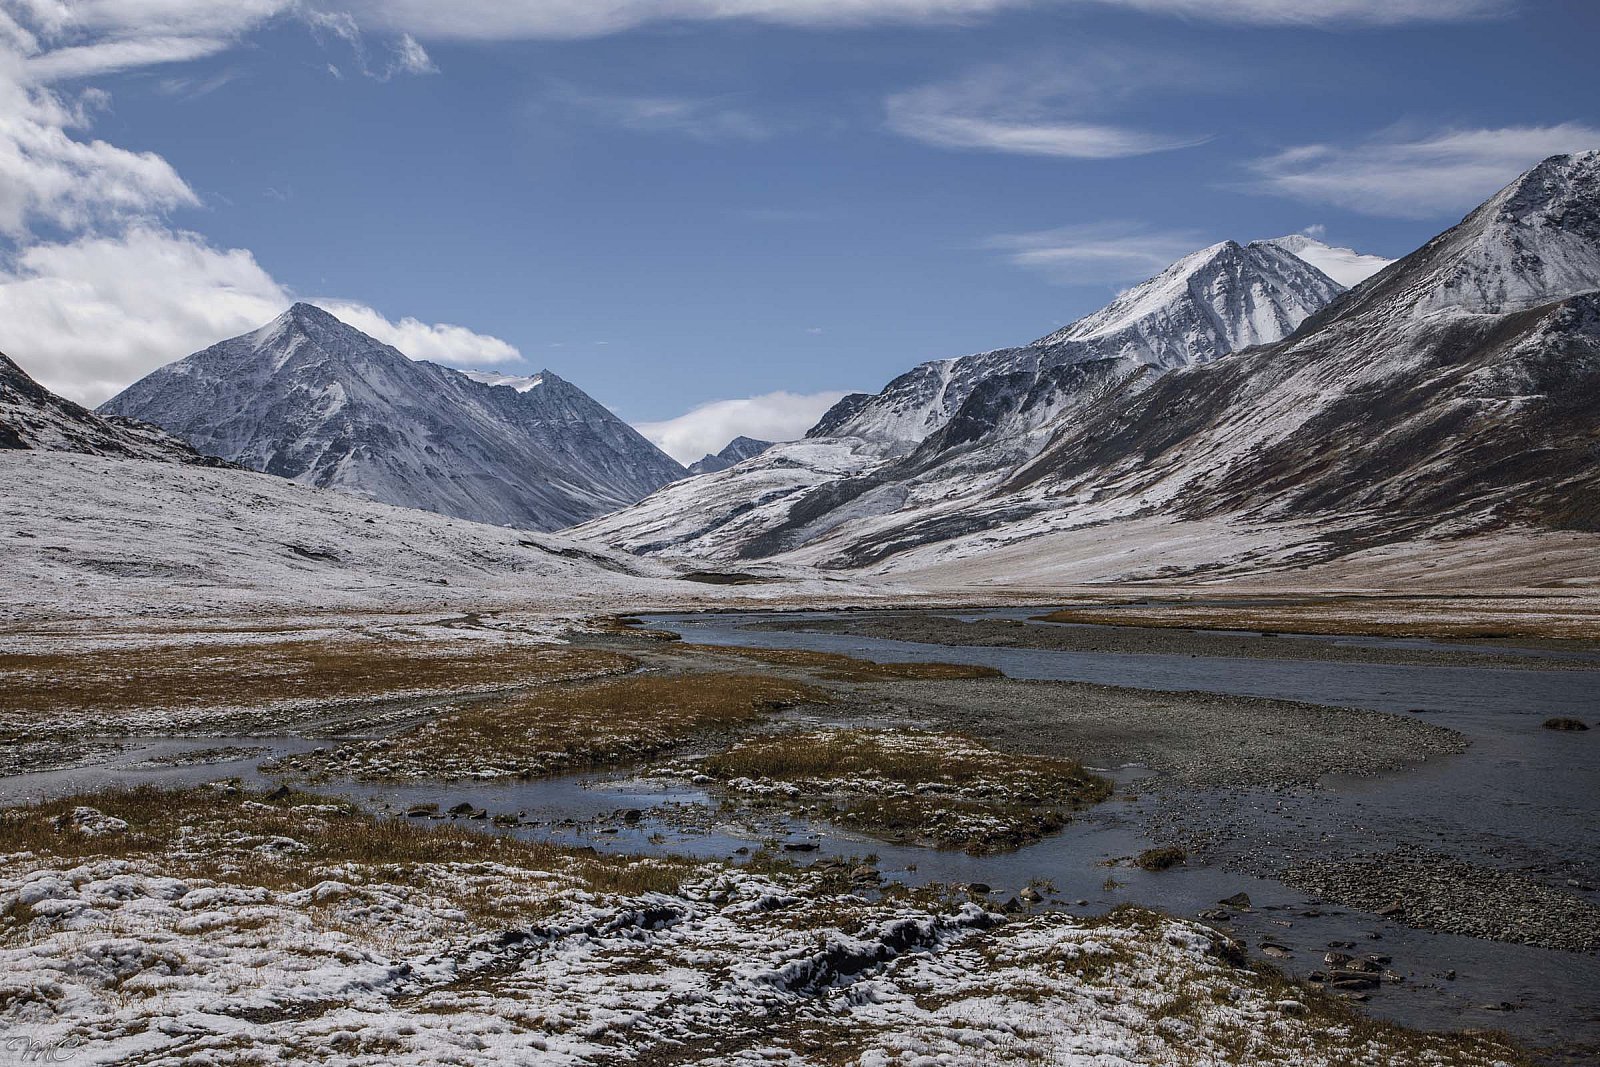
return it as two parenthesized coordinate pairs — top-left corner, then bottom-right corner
(275, 672), (832, 782)
(1134, 846), (1188, 872)
(701, 728), (1111, 853)
(680, 644), (1002, 681)
(0, 639), (635, 718)
(0, 785), (693, 914)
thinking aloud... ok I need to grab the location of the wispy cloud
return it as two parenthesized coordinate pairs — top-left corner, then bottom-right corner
(344, 0), (1510, 40)
(985, 222), (1205, 284)
(1249, 123), (1600, 218)
(636, 391), (850, 464)
(885, 62), (1207, 160)
(549, 85), (780, 142)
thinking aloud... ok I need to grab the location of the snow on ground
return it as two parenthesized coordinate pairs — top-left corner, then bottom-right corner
(0, 451), (891, 627)
(0, 793), (1519, 1067)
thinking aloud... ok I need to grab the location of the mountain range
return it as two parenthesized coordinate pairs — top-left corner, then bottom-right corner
(687, 436), (775, 476)
(575, 152), (1600, 581)
(98, 303), (686, 531)
(573, 234), (1368, 560)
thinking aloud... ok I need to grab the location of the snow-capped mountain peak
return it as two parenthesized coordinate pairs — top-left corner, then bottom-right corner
(1039, 238), (1343, 354)
(811, 235), (1346, 448)
(99, 309), (686, 530)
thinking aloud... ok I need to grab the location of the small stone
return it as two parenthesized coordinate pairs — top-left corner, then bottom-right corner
(622, 808), (644, 823)
(1218, 892), (1252, 910)
(1019, 886), (1044, 904)
(447, 802), (476, 816)
(968, 883), (992, 895)
(1543, 717), (1589, 732)
(782, 841), (818, 852)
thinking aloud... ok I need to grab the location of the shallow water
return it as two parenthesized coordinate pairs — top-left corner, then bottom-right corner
(9, 608), (1598, 1056)
(643, 608), (1600, 1056)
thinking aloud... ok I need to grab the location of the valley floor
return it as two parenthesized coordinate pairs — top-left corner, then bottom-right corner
(3, 603), (1596, 1065)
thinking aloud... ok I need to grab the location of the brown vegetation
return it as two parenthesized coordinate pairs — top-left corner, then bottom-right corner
(273, 672), (832, 782)
(1035, 594), (1600, 643)
(0, 786), (693, 916)
(700, 728), (1111, 853)
(0, 638), (634, 718)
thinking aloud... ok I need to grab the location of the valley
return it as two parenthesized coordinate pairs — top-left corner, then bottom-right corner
(3, 601), (1596, 1064)
(3, 150), (1598, 1066)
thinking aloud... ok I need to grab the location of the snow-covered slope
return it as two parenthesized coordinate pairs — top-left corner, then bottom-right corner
(812, 239), (1345, 448)
(0, 449), (873, 624)
(571, 437), (884, 557)
(99, 304), (686, 531)
(805, 151), (1600, 572)
(579, 236), (1349, 561)
(687, 436), (775, 476)
(1, 351), (225, 465)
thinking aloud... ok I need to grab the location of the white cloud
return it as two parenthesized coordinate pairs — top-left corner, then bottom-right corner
(316, 301), (519, 366)
(0, 227), (521, 405)
(985, 223), (1205, 284)
(0, 226), (287, 403)
(391, 33), (435, 75)
(550, 86), (777, 141)
(1262, 232), (1393, 286)
(0, 73), (197, 236)
(635, 390), (849, 464)
(343, 0), (1507, 39)
(885, 63), (1205, 160)
(1249, 124), (1600, 218)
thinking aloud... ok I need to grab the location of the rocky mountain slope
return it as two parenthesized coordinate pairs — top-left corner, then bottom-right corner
(576, 237), (1353, 558)
(1, 352), (226, 465)
(99, 304), (686, 531)
(786, 151), (1600, 573)
(687, 436), (775, 476)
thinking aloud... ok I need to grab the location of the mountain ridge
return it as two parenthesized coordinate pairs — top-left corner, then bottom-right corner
(99, 303), (686, 531)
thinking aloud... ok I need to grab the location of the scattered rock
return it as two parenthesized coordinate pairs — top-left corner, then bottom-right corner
(1218, 892), (1252, 910)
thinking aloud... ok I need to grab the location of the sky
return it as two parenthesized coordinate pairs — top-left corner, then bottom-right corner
(1, 1), (1597, 463)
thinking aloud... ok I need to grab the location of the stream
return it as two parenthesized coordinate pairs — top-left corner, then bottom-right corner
(5, 607), (1597, 1058)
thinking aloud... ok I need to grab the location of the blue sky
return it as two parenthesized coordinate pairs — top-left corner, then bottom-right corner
(2, 0), (1597, 461)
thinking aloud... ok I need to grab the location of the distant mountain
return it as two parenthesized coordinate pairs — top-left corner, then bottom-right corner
(576, 236), (1349, 558)
(799, 151), (1600, 571)
(687, 436), (775, 476)
(99, 304), (687, 531)
(1, 351), (225, 465)
(812, 238), (1345, 448)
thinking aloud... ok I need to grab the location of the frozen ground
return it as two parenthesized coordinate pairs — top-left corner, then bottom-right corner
(0, 789), (1521, 1067)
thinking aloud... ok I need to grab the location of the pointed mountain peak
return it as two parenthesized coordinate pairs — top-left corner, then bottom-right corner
(1336, 150), (1600, 319)
(1041, 236), (1341, 348)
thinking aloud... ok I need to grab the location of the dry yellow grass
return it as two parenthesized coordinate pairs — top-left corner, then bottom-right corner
(0, 786), (692, 910)
(277, 671), (833, 781)
(0, 640), (634, 717)
(1037, 595), (1600, 642)
(701, 728), (1111, 853)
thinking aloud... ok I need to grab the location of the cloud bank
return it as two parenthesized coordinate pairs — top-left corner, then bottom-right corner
(635, 390), (849, 465)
